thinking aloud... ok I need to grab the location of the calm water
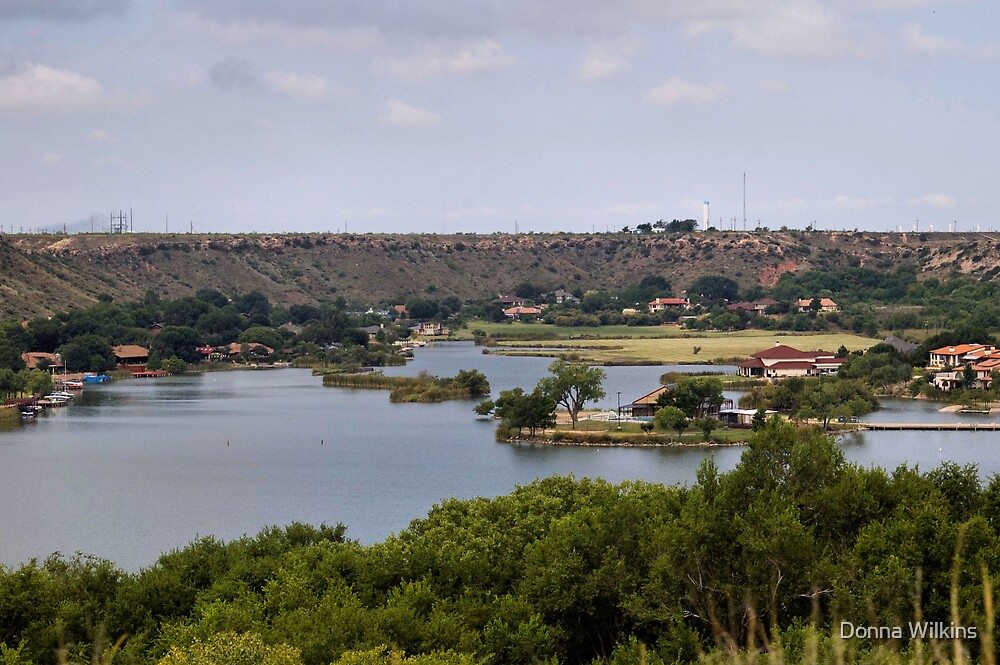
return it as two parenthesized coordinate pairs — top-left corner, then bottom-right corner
(1, 342), (997, 570)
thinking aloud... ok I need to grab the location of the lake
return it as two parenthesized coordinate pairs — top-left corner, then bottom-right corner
(1, 342), (997, 570)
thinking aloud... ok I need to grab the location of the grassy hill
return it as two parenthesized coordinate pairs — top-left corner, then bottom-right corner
(2, 230), (999, 318)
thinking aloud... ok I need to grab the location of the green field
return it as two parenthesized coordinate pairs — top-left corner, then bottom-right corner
(475, 329), (880, 364)
(454, 321), (684, 340)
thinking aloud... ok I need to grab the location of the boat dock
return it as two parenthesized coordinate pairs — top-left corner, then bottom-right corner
(860, 422), (1000, 431)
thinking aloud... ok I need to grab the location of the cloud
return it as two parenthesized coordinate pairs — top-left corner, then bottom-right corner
(208, 57), (334, 99)
(375, 39), (516, 80)
(759, 79), (790, 93)
(644, 78), (727, 106)
(634, 1), (863, 59)
(380, 99), (441, 127)
(902, 23), (1000, 59)
(579, 38), (645, 83)
(910, 193), (956, 209)
(208, 56), (258, 91)
(173, 13), (382, 50)
(261, 71), (333, 99)
(0, 0), (128, 22)
(832, 194), (896, 210)
(605, 201), (659, 215)
(0, 63), (102, 111)
(87, 128), (117, 142)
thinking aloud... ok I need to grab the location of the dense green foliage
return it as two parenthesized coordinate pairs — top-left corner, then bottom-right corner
(322, 370), (490, 403)
(1, 422), (996, 665)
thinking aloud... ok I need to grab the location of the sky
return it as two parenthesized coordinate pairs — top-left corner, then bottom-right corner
(1, 0), (999, 235)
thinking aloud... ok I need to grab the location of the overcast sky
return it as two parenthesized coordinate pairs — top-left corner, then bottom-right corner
(2, 1), (998, 234)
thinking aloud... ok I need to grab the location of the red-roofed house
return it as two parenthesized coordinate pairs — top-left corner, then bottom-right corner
(737, 343), (847, 379)
(503, 306), (542, 320)
(928, 344), (991, 368)
(21, 352), (63, 372)
(113, 345), (149, 369)
(648, 297), (689, 312)
(973, 358), (1000, 387)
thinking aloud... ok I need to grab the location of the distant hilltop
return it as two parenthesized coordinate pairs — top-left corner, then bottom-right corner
(2, 230), (999, 318)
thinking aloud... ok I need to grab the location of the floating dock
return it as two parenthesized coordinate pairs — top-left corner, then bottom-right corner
(860, 422), (1000, 431)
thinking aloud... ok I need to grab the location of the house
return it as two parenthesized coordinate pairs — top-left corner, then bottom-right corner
(797, 298), (839, 313)
(972, 358), (1000, 387)
(546, 289), (581, 305)
(718, 408), (778, 427)
(496, 294), (527, 307)
(932, 371), (963, 391)
(413, 322), (449, 336)
(737, 343), (848, 379)
(361, 324), (384, 341)
(149, 322), (164, 335)
(21, 352), (63, 372)
(503, 306), (542, 320)
(647, 297), (689, 312)
(393, 304), (408, 317)
(928, 344), (992, 368)
(727, 298), (778, 313)
(623, 386), (671, 418)
(881, 335), (918, 355)
(223, 342), (274, 358)
(113, 345), (149, 368)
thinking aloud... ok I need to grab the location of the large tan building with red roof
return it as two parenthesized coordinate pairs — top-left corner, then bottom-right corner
(928, 344), (994, 368)
(737, 343), (847, 379)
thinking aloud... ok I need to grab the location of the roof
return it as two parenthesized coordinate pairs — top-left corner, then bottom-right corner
(882, 335), (918, 353)
(627, 386), (670, 406)
(21, 352), (62, 369)
(719, 408), (778, 416)
(648, 297), (688, 306)
(766, 360), (819, 370)
(973, 358), (1000, 370)
(751, 344), (834, 360)
(504, 306), (542, 315)
(930, 344), (987, 356)
(797, 297), (838, 307)
(737, 358), (765, 368)
(225, 342), (274, 354)
(113, 344), (149, 358)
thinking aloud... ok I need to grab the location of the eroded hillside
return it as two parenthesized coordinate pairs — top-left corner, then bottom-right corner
(1, 230), (998, 318)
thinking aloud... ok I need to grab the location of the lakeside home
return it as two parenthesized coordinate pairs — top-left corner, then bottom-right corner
(647, 296), (689, 312)
(737, 343), (847, 379)
(927, 343), (1000, 390)
(797, 297), (839, 313)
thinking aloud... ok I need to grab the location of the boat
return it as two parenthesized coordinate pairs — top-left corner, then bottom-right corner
(83, 373), (110, 383)
(57, 380), (83, 390)
(51, 391), (76, 400)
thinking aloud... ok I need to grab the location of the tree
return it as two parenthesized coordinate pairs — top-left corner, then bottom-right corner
(655, 377), (723, 419)
(693, 417), (718, 441)
(751, 407), (768, 431)
(536, 360), (606, 429)
(163, 357), (187, 374)
(0, 337), (26, 372)
(238, 326), (285, 351)
(451, 369), (490, 397)
(0, 368), (26, 398)
(158, 632), (303, 665)
(491, 388), (556, 436)
(151, 326), (203, 364)
(962, 362), (977, 389)
(654, 406), (688, 437)
(19, 369), (53, 397)
(58, 334), (116, 372)
(688, 275), (739, 303)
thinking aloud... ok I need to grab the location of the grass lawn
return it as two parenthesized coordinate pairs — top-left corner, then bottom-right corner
(553, 420), (753, 444)
(453, 321), (682, 340)
(481, 330), (879, 365)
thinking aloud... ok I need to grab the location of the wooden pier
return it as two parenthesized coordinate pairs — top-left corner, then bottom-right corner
(860, 422), (1000, 431)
